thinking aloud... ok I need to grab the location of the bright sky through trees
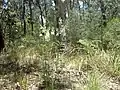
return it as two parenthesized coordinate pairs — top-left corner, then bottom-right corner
(3, 0), (8, 9)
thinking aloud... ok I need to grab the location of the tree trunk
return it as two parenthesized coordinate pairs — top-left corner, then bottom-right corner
(29, 0), (34, 35)
(44, 0), (48, 28)
(99, 0), (106, 27)
(0, 25), (4, 52)
(54, 0), (60, 36)
(36, 0), (44, 26)
(22, 0), (26, 35)
(99, 0), (107, 51)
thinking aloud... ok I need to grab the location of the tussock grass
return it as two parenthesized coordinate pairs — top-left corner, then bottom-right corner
(0, 42), (120, 90)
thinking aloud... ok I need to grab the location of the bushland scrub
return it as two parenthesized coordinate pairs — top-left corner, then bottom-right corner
(1, 0), (120, 90)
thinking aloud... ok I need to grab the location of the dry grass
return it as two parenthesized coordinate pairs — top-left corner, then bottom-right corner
(0, 45), (120, 90)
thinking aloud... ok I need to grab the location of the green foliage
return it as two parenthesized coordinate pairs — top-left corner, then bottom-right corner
(1, 0), (120, 90)
(87, 72), (100, 90)
(66, 9), (101, 44)
(66, 10), (84, 43)
(103, 18), (120, 50)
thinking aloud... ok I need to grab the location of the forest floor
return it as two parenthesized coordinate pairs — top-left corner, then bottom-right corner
(0, 48), (120, 90)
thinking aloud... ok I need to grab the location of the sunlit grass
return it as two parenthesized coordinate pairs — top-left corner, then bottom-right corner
(86, 71), (100, 90)
(1, 41), (120, 90)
